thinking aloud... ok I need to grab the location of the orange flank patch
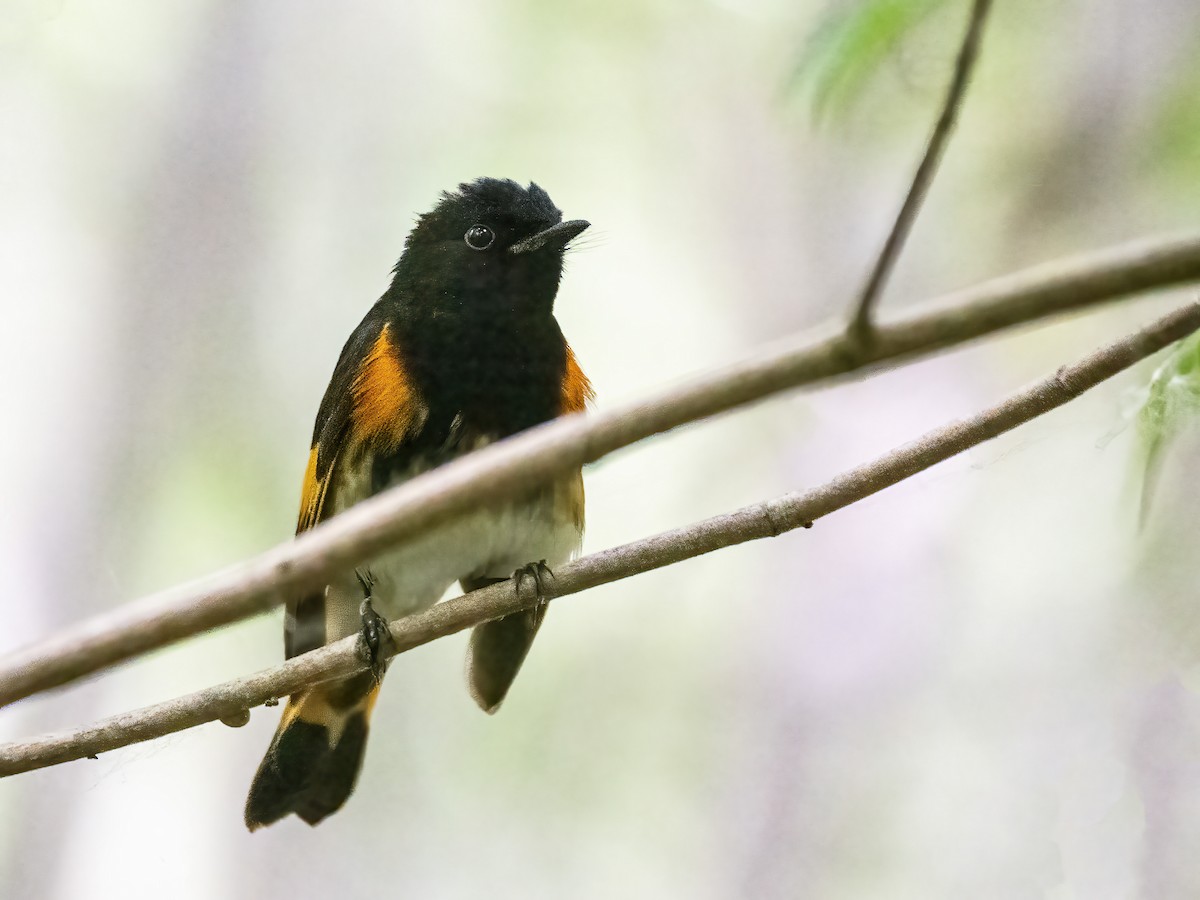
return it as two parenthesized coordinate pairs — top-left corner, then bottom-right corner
(296, 445), (329, 533)
(352, 323), (423, 449)
(560, 345), (594, 415)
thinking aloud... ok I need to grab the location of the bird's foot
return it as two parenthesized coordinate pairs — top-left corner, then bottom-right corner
(513, 560), (554, 622)
(355, 568), (393, 683)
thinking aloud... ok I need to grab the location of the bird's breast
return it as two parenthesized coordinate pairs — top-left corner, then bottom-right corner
(396, 312), (570, 437)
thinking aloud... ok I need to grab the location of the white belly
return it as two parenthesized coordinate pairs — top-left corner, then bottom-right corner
(322, 479), (583, 643)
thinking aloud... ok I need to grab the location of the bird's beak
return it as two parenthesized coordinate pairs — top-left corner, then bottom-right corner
(507, 219), (590, 256)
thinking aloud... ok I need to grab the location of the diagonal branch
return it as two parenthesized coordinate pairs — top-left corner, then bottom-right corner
(3, 232), (1200, 708)
(849, 0), (994, 337)
(3, 299), (1198, 776)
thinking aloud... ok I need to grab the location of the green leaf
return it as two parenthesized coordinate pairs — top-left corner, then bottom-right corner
(790, 0), (954, 123)
(1137, 329), (1200, 521)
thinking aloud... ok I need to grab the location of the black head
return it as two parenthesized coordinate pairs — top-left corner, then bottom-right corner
(388, 178), (589, 324)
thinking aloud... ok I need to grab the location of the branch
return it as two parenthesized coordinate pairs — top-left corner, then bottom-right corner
(849, 0), (994, 337)
(3, 300), (1197, 776)
(3, 232), (1200, 707)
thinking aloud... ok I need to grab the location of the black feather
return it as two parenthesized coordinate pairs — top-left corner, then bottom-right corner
(244, 713), (372, 830)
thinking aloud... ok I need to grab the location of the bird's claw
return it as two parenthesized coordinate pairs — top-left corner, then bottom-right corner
(355, 568), (392, 683)
(513, 560), (554, 620)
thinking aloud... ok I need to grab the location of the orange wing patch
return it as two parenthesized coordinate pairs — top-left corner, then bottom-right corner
(352, 323), (423, 449)
(296, 322), (422, 535)
(296, 444), (331, 533)
(560, 344), (594, 415)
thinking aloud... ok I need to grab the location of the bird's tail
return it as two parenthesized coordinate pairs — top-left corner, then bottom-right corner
(244, 672), (379, 830)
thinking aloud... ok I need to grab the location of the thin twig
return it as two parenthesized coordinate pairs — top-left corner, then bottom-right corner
(2, 231), (1200, 707)
(849, 0), (994, 338)
(3, 300), (1197, 776)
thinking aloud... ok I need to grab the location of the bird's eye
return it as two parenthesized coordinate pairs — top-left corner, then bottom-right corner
(464, 224), (495, 251)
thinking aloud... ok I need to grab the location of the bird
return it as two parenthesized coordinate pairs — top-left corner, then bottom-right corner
(244, 178), (592, 830)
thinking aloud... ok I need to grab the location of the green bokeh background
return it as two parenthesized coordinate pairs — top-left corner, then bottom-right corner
(2, 1), (1200, 897)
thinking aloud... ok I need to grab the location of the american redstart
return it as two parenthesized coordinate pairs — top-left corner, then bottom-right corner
(245, 179), (592, 830)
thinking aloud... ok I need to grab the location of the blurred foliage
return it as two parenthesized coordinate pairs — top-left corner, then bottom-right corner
(789, 0), (954, 122)
(1138, 330), (1200, 520)
(1146, 58), (1200, 187)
